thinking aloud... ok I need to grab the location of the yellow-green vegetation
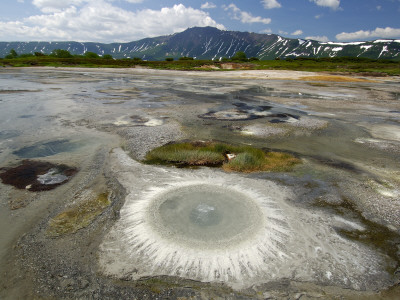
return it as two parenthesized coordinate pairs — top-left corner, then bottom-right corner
(145, 142), (225, 166)
(1, 56), (400, 75)
(223, 151), (300, 173)
(47, 192), (110, 237)
(252, 57), (400, 76)
(144, 141), (301, 173)
(299, 75), (373, 82)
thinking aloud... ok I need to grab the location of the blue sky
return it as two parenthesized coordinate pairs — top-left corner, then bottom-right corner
(0, 0), (399, 43)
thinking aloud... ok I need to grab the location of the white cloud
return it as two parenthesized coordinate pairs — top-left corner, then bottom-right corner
(260, 28), (272, 34)
(201, 2), (216, 9)
(261, 0), (281, 9)
(315, 14), (323, 19)
(376, 5), (382, 11)
(278, 30), (288, 35)
(0, 2), (225, 42)
(32, 0), (86, 13)
(291, 30), (303, 36)
(224, 4), (271, 24)
(305, 35), (329, 42)
(32, 0), (143, 13)
(309, 0), (340, 10)
(336, 27), (400, 41)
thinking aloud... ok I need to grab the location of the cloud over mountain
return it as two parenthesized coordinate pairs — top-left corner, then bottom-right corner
(224, 4), (271, 24)
(336, 27), (400, 41)
(1, 1), (224, 42)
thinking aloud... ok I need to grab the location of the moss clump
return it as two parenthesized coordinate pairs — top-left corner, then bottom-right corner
(144, 141), (301, 173)
(47, 192), (110, 237)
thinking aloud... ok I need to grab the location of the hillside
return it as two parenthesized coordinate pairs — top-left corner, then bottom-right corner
(1, 27), (399, 60)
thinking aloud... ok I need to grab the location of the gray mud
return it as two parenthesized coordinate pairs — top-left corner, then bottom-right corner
(0, 67), (399, 299)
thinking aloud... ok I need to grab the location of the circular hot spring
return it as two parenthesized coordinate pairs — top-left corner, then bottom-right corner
(146, 184), (265, 248)
(100, 159), (391, 289)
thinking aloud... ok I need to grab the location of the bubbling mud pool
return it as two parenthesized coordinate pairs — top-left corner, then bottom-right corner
(149, 184), (265, 247)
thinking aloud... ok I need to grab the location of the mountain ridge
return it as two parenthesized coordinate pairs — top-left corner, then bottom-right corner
(1, 27), (399, 60)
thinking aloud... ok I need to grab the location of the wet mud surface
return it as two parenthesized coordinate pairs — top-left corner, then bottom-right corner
(0, 67), (399, 299)
(0, 160), (77, 191)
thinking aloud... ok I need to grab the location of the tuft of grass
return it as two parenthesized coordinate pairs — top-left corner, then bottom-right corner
(223, 150), (300, 173)
(144, 141), (301, 173)
(223, 152), (262, 172)
(47, 192), (110, 237)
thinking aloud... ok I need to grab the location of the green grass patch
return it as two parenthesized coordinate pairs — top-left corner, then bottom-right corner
(1, 56), (399, 75)
(144, 141), (301, 173)
(144, 142), (225, 166)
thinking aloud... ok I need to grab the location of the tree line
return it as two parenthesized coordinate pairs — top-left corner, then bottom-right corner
(3, 49), (113, 59)
(3, 48), (261, 62)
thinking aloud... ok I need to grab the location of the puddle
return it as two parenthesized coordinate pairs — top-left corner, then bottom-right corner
(240, 124), (287, 137)
(13, 139), (78, 158)
(130, 115), (149, 124)
(112, 115), (165, 127)
(37, 169), (69, 185)
(18, 115), (35, 119)
(0, 89), (41, 94)
(307, 155), (364, 174)
(199, 109), (259, 121)
(143, 119), (164, 126)
(0, 130), (21, 139)
(130, 115), (165, 126)
(238, 86), (350, 100)
(268, 113), (300, 124)
(103, 101), (126, 105)
(98, 87), (141, 95)
(199, 102), (304, 123)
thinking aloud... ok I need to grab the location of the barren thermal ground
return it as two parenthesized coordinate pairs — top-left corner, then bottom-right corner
(0, 68), (399, 299)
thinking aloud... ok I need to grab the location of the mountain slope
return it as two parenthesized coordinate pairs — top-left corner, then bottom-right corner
(1, 27), (399, 60)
